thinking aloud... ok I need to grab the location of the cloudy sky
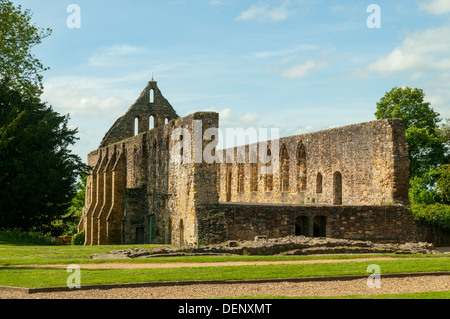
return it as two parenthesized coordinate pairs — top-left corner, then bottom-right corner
(12, 0), (450, 163)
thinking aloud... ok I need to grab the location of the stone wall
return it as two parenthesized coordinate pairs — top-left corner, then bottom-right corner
(196, 203), (417, 244)
(80, 80), (413, 247)
(80, 103), (219, 245)
(216, 119), (410, 207)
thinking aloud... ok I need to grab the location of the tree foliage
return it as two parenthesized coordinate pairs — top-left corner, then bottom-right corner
(0, 0), (52, 98)
(0, 79), (87, 235)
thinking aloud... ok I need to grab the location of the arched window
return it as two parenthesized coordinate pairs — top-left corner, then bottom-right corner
(164, 117), (169, 125)
(150, 89), (155, 103)
(316, 172), (323, 194)
(264, 147), (273, 192)
(333, 171), (342, 205)
(237, 154), (245, 193)
(216, 163), (221, 193)
(297, 141), (307, 191)
(226, 163), (232, 202)
(149, 115), (155, 130)
(280, 144), (290, 192)
(179, 134), (184, 164)
(134, 117), (139, 136)
(250, 150), (258, 192)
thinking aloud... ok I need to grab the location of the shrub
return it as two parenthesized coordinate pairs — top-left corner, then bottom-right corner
(71, 229), (85, 245)
(411, 203), (450, 230)
(0, 229), (55, 245)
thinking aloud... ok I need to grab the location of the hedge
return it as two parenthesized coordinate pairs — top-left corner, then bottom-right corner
(411, 203), (450, 230)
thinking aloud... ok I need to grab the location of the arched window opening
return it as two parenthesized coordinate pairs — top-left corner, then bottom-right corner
(333, 171), (342, 205)
(226, 163), (232, 202)
(250, 150), (258, 192)
(280, 144), (290, 192)
(216, 163), (221, 194)
(134, 117), (139, 136)
(316, 172), (323, 194)
(149, 115), (155, 130)
(164, 117), (169, 125)
(179, 134), (184, 164)
(150, 89), (155, 103)
(237, 155), (245, 193)
(264, 147), (273, 192)
(297, 141), (307, 192)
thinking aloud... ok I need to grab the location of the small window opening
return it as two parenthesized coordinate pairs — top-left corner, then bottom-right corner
(134, 117), (139, 136)
(149, 115), (154, 130)
(150, 89), (154, 103)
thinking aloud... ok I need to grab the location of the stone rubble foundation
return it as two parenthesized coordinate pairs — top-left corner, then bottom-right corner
(90, 236), (440, 259)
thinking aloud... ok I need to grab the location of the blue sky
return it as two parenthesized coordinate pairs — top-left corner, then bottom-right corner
(12, 0), (450, 163)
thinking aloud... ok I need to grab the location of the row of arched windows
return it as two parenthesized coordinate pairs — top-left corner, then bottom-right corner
(218, 141), (343, 205)
(221, 141), (309, 195)
(134, 115), (171, 136)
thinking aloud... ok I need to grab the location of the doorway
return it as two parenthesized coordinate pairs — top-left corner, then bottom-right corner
(295, 216), (309, 236)
(313, 216), (327, 237)
(135, 227), (144, 244)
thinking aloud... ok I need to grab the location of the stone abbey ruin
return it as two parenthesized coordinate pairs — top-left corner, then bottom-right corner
(78, 80), (417, 245)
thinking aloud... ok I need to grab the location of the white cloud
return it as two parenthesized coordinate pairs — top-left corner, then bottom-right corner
(235, 1), (294, 22)
(361, 25), (450, 77)
(88, 44), (149, 67)
(281, 59), (327, 79)
(42, 76), (134, 117)
(419, 0), (450, 14)
(249, 44), (318, 59)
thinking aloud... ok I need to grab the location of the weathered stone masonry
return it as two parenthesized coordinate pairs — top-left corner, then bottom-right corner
(79, 80), (416, 245)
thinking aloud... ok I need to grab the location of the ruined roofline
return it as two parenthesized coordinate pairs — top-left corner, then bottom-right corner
(98, 80), (179, 149)
(215, 118), (406, 153)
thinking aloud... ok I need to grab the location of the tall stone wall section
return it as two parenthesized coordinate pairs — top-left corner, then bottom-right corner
(79, 108), (219, 245)
(216, 119), (410, 207)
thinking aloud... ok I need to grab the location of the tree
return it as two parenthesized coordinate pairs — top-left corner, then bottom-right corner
(437, 118), (450, 164)
(375, 86), (445, 178)
(0, 79), (87, 235)
(0, 0), (52, 98)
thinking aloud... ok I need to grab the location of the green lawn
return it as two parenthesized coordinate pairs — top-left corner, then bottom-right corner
(219, 290), (450, 299)
(0, 239), (449, 294)
(0, 243), (446, 266)
(0, 256), (449, 288)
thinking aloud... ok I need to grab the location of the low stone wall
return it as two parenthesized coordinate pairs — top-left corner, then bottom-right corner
(415, 222), (450, 246)
(197, 204), (417, 244)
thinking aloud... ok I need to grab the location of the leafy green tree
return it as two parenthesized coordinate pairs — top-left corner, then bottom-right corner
(0, 79), (87, 235)
(435, 164), (450, 204)
(375, 86), (445, 178)
(437, 118), (450, 164)
(0, 0), (52, 98)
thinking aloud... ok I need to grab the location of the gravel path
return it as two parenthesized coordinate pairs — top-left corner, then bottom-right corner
(1, 275), (449, 299)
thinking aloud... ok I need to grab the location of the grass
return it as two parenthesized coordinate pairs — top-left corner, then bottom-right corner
(0, 243), (446, 266)
(0, 230), (448, 298)
(218, 290), (450, 299)
(0, 257), (449, 288)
